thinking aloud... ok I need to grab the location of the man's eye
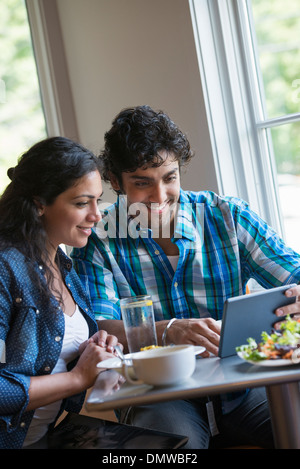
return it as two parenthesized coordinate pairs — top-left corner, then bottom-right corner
(165, 176), (177, 183)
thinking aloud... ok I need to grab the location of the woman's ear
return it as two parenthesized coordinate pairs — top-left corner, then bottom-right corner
(33, 198), (45, 216)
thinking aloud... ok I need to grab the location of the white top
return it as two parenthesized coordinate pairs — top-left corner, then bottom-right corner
(23, 305), (89, 447)
(167, 255), (179, 272)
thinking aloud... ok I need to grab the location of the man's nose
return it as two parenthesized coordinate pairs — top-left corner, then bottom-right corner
(149, 183), (167, 205)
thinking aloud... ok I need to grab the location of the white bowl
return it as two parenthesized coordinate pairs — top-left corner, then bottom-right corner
(123, 345), (197, 386)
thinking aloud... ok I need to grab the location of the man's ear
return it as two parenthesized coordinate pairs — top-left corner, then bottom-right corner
(109, 173), (122, 192)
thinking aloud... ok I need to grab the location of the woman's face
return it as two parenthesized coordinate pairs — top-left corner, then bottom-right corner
(40, 171), (102, 251)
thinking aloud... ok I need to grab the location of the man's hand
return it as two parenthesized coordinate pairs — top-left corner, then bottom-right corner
(165, 317), (221, 357)
(275, 284), (300, 319)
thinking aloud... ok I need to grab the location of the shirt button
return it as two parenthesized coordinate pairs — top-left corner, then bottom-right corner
(44, 366), (51, 372)
(55, 336), (61, 342)
(15, 297), (22, 303)
(20, 422), (26, 428)
(174, 282), (178, 288)
(154, 250), (160, 255)
(36, 309), (40, 315)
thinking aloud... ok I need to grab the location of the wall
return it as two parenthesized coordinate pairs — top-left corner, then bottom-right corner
(55, 0), (218, 203)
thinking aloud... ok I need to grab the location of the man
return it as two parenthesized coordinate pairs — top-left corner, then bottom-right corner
(72, 105), (300, 448)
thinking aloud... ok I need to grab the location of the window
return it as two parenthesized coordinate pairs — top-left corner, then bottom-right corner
(249, 0), (300, 252)
(190, 0), (300, 253)
(0, 0), (47, 193)
(0, 0), (79, 196)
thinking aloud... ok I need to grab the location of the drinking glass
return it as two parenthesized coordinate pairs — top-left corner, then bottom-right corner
(120, 295), (157, 353)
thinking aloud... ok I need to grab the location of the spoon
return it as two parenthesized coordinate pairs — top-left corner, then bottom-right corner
(114, 345), (132, 365)
(114, 344), (125, 360)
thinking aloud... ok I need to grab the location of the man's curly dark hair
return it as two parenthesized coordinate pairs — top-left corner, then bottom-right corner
(99, 105), (194, 187)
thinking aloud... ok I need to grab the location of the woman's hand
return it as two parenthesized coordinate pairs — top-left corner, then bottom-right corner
(72, 340), (116, 390)
(27, 339), (118, 411)
(76, 330), (124, 389)
(79, 330), (122, 354)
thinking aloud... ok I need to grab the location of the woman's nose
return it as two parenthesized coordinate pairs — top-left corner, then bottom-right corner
(88, 202), (102, 222)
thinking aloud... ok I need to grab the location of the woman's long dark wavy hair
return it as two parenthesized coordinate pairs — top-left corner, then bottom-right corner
(0, 136), (101, 306)
(100, 105), (194, 189)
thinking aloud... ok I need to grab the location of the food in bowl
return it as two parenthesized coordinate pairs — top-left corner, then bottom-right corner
(140, 345), (161, 351)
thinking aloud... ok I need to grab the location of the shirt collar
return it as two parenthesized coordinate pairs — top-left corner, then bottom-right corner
(57, 247), (73, 272)
(173, 189), (196, 242)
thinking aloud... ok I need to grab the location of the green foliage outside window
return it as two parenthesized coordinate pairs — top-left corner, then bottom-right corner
(0, 0), (46, 194)
(252, 0), (300, 175)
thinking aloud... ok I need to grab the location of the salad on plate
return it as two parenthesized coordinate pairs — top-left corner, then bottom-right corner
(236, 316), (300, 364)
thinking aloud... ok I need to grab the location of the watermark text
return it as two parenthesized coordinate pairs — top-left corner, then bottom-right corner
(95, 197), (204, 246)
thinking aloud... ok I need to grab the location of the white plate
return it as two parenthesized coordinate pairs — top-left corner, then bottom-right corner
(237, 351), (297, 367)
(193, 345), (206, 357)
(97, 345), (206, 370)
(97, 355), (129, 370)
(96, 354), (136, 379)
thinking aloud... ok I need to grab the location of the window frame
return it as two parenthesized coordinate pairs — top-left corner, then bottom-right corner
(189, 0), (300, 239)
(25, 0), (79, 140)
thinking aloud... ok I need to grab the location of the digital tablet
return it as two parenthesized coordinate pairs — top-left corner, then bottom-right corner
(218, 284), (297, 358)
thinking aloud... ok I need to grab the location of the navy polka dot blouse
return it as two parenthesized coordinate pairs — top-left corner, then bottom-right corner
(0, 247), (98, 449)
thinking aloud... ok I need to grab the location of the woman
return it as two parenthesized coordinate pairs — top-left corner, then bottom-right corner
(0, 136), (119, 449)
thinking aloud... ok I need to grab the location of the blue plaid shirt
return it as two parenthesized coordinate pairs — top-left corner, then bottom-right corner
(72, 190), (300, 322)
(72, 189), (300, 414)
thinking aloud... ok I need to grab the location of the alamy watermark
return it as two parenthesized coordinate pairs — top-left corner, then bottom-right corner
(95, 196), (204, 247)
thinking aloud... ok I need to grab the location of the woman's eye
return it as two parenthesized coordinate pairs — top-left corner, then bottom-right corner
(76, 201), (88, 207)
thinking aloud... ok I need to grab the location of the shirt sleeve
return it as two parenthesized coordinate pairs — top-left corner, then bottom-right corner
(0, 255), (31, 427)
(231, 198), (300, 287)
(0, 371), (31, 429)
(71, 232), (122, 321)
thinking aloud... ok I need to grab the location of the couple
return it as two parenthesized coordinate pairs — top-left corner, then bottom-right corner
(1, 105), (300, 449)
